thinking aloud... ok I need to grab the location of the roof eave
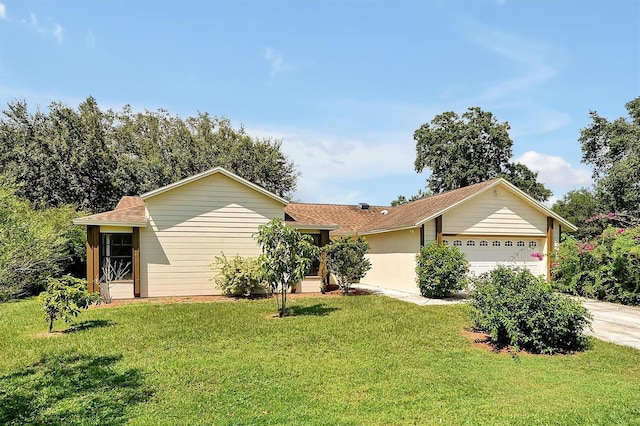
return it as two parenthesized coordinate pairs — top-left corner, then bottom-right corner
(359, 225), (421, 236)
(72, 219), (148, 227)
(285, 222), (339, 231)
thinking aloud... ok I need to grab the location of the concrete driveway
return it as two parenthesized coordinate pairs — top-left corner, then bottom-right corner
(580, 299), (640, 350)
(355, 284), (640, 351)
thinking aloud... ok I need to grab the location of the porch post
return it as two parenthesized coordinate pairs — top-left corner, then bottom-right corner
(86, 225), (100, 293)
(546, 217), (554, 281)
(133, 227), (141, 297)
(435, 215), (443, 246)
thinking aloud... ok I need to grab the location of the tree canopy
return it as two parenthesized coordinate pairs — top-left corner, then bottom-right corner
(0, 97), (298, 213)
(413, 107), (551, 202)
(579, 96), (640, 219)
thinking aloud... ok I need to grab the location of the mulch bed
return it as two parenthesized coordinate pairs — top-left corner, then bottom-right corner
(90, 288), (373, 309)
(463, 329), (513, 354)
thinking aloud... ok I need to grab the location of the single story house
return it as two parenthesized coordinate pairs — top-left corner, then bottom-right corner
(73, 167), (576, 298)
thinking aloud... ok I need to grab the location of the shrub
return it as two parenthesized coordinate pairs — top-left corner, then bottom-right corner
(471, 266), (591, 354)
(416, 242), (468, 298)
(0, 183), (86, 301)
(213, 254), (266, 297)
(552, 226), (640, 305)
(324, 236), (372, 295)
(40, 275), (97, 333)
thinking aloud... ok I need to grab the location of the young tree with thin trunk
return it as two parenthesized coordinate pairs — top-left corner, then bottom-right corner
(256, 219), (318, 317)
(324, 236), (371, 295)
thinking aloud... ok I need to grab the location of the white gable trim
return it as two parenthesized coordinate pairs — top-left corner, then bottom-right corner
(140, 167), (289, 205)
(415, 178), (577, 231)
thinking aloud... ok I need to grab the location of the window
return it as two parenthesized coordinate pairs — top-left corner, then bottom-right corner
(101, 233), (133, 280)
(466, 240), (476, 246)
(505, 241), (513, 247)
(479, 240), (488, 247)
(517, 241), (525, 247)
(492, 241), (501, 247)
(307, 234), (321, 276)
(442, 240), (449, 246)
(453, 240), (462, 246)
(528, 241), (537, 248)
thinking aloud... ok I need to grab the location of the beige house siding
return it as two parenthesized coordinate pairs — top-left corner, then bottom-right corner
(361, 228), (420, 294)
(139, 172), (284, 297)
(443, 187), (547, 236)
(422, 219), (436, 245)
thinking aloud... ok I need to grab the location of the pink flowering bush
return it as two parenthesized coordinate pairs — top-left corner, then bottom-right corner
(552, 226), (640, 305)
(530, 252), (544, 261)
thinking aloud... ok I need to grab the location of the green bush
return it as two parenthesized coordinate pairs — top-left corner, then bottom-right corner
(552, 226), (640, 305)
(40, 275), (97, 333)
(471, 266), (591, 354)
(0, 183), (86, 301)
(416, 242), (468, 298)
(324, 236), (371, 295)
(213, 254), (266, 297)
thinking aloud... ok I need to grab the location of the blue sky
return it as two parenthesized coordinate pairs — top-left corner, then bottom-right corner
(0, 1), (638, 206)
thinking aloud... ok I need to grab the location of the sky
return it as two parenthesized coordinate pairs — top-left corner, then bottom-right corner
(0, 1), (638, 206)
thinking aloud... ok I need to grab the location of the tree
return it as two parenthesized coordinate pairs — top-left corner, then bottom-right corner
(579, 97), (640, 219)
(390, 189), (432, 207)
(40, 275), (96, 333)
(0, 181), (85, 301)
(324, 236), (372, 295)
(256, 219), (318, 317)
(413, 107), (551, 202)
(551, 188), (601, 239)
(0, 97), (299, 213)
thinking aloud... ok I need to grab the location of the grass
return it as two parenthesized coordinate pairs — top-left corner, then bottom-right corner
(1, 295), (639, 425)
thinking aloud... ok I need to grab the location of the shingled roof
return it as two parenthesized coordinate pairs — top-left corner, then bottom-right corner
(360, 179), (500, 233)
(284, 203), (388, 234)
(285, 178), (578, 234)
(73, 196), (147, 226)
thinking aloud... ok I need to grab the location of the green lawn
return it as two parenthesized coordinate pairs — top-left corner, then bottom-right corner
(1, 295), (639, 425)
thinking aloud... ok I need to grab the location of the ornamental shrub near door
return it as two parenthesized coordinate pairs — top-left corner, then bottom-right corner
(416, 243), (469, 298)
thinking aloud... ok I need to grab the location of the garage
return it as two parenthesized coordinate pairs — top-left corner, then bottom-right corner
(443, 237), (546, 276)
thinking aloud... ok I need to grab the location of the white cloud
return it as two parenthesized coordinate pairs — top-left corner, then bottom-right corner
(85, 32), (96, 48)
(263, 46), (292, 78)
(53, 23), (64, 44)
(515, 151), (592, 189)
(454, 17), (571, 137)
(247, 125), (420, 203)
(16, 11), (64, 43)
(30, 12), (38, 28)
(0, 3), (7, 20)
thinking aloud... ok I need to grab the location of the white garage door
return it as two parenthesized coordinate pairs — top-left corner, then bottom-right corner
(443, 237), (545, 276)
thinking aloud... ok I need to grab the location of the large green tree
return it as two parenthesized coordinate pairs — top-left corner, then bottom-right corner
(0, 97), (298, 213)
(579, 97), (640, 219)
(551, 188), (601, 239)
(413, 107), (551, 202)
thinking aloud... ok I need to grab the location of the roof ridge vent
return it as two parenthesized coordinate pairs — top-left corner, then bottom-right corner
(358, 202), (370, 210)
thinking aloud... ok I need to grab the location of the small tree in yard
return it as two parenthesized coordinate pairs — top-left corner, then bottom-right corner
(324, 236), (371, 295)
(40, 275), (97, 333)
(256, 218), (318, 317)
